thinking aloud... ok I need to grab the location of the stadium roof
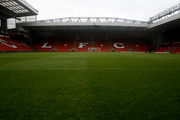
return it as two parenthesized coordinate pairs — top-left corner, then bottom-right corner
(149, 3), (180, 23)
(0, 0), (38, 19)
(18, 3), (180, 30)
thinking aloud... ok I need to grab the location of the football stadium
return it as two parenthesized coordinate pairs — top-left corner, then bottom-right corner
(0, 0), (180, 119)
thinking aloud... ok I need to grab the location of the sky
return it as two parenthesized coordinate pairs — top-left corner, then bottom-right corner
(26, 0), (179, 21)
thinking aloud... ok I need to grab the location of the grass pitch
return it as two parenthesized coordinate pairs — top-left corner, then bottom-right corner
(0, 52), (180, 120)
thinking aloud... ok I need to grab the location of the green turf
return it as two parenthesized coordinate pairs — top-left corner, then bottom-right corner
(0, 52), (180, 120)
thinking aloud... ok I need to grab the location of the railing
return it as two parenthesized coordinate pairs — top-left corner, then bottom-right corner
(37, 17), (148, 25)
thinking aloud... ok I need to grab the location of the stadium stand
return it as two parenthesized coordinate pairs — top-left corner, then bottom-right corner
(0, 0), (38, 52)
(0, 1), (180, 53)
(30, 36), (151, 52)
(0, 35), (33, 52)
(155, 42), (180, 53)
(171, 48), (180, 53)
(0, 33), (155, 53)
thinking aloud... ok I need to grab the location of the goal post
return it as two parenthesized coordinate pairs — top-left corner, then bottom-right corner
(88, 47), (101, 52)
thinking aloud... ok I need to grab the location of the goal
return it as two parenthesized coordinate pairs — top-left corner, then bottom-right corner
(88, 47), (101, 52)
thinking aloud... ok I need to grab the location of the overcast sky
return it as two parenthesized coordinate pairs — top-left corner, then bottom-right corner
(26, 0), (179, 21)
